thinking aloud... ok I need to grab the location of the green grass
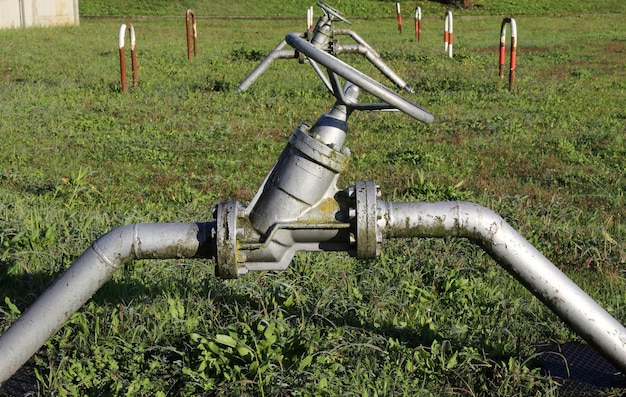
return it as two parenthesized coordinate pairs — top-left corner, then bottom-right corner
(77, 0), (626, 17)
(1, 0), (625, 395)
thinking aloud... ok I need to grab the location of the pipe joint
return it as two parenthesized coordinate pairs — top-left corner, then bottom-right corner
(353, 181), (382, 259)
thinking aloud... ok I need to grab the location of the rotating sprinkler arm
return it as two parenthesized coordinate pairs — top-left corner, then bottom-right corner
(2, 22), (626, 387)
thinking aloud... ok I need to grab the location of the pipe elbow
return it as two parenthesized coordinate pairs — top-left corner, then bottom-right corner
(379, 201), (507, 243)
(90, 222), (215, 269)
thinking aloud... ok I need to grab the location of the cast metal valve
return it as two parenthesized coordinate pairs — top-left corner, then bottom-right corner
(219, 37), (433, 278)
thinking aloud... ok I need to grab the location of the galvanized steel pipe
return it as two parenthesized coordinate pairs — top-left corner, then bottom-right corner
(333, 43), (413, 93)
(285, 33), (433, 124)
(237, 2), (412, 95)
(235, 39), (298, 93)
(0, 222), (217, 384)
(378, 200), (626, 372)
(331, 29), (375, 52)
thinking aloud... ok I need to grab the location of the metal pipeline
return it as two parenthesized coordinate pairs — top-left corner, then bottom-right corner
(332, 28), (376, 52)
(2, 22), (625, 387)
(285, 34), (433, 124)
(235, 39), (298, 93)
(333, 43), (413, 93)
(331, 28), (414, 92)
(0, 222), (217, 384)
(377, 200), (626, 372)
(236, 2), (414, 94)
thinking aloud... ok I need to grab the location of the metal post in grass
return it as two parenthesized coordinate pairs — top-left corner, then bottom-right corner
(499, 17), (517, 91)
(414, 6), (422, 42)
(307, 6), (314, 30)
(186, 9), (198, 60)
(118, 23), (138, 93)
(396, 3), (402, 33)
(444, 10), (453, 58)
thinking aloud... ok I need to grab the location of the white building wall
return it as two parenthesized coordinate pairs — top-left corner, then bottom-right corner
(1, 0), (79, 29)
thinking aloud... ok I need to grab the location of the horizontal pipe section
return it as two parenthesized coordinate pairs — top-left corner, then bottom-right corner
(378, 201), (626, 373)
(0, 222), (217, 385)
(332, 28), (376, 53)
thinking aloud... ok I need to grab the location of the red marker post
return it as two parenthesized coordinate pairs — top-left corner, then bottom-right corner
(499, 17), (517, 91)
(414, 7), (422, 42)
(396, 3), (402, 33)
(119, 23), (138, 93)
(444, 10), (453, 58)
(307, 6), (314, 30)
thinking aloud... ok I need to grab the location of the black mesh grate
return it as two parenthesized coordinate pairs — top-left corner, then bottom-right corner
(536, 342), (626, 396)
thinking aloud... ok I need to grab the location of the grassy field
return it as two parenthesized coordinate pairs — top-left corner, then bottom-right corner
(1, 0), (625, 395)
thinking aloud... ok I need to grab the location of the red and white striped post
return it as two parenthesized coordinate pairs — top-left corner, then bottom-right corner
(444, 10), (453, 58)
(396, 3), (402, 33)
(414, 6), (422, 42)
(307, 6), (314, 30)
(186, 9), (198, 60)
(118, 23), (138, 93)
(499, 17), (517, 91)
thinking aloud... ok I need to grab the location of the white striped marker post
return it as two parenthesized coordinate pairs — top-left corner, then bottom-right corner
(415, 6), (422, 42)
(444, 10), (453, 58)
(499, 17), (517, 91)
(119, 23), (138, 93)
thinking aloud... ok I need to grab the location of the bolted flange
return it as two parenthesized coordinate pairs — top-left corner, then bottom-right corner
(354, 181), (382, 259)
(215, 200), (247, 278)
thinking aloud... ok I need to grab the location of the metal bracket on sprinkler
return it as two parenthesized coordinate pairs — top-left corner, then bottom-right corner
(1, 25), (626, 386)
(236, 1), (414, 94)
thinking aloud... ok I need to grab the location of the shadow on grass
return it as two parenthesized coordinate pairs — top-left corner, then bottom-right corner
(2, 262), (625, 396)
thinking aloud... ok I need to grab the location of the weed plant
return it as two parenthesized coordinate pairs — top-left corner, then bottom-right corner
(0, 1), (625, 395)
